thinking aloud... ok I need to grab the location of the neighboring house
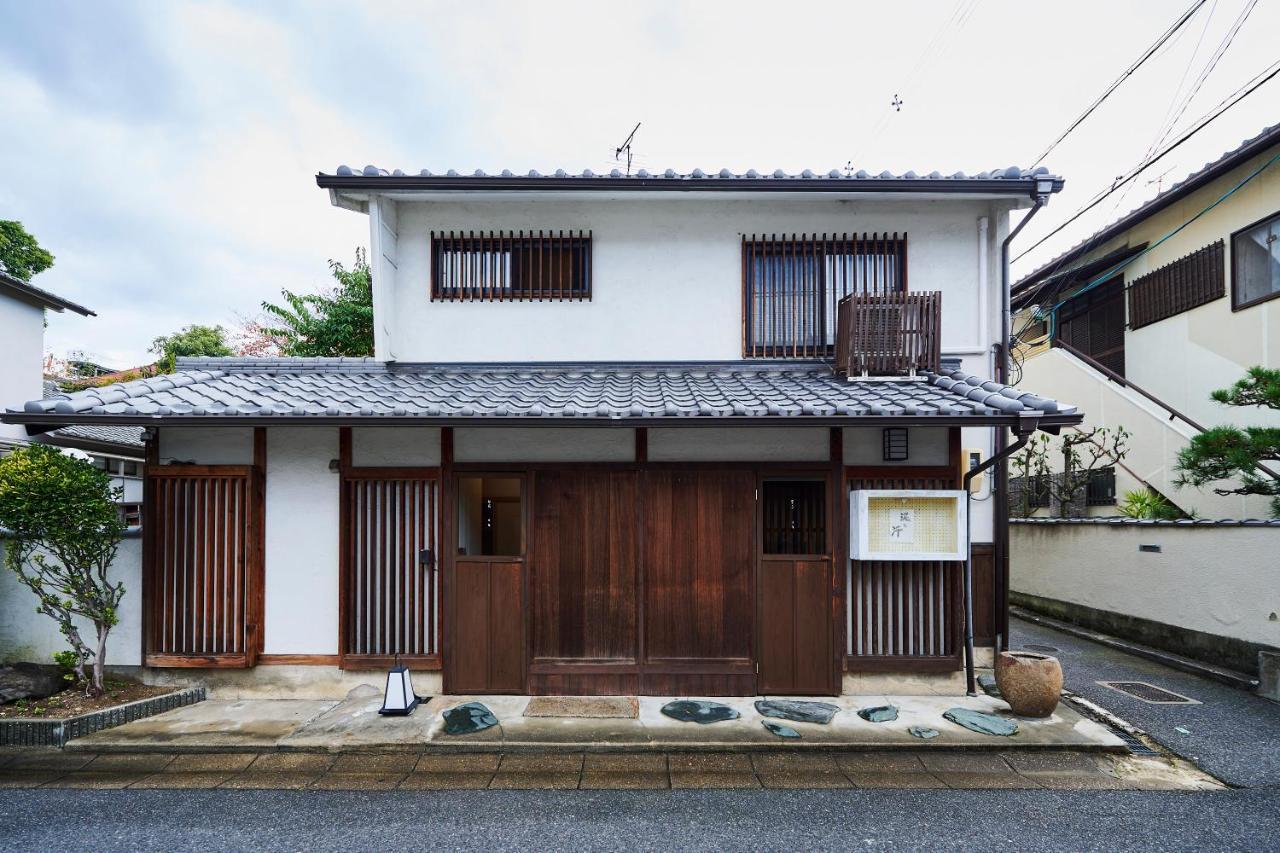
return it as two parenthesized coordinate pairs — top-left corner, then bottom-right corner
(0, 270), (144, 518)
(4, 164), (1080, 698)
(1011, 123), (1280, 520)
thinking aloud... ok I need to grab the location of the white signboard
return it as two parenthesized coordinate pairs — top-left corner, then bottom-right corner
(849, 490), (967, 561)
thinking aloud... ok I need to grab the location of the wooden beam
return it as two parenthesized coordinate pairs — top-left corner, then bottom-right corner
(247, 428), (267, 666)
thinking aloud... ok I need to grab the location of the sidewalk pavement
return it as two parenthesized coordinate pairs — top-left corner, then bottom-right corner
(0, 746), (1220, 791)
(1011, 617), (1280, 789)
(53, 689), (1124, 754)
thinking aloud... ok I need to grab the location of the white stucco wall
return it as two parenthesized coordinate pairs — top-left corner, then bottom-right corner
(648, 427), (828, 462)
(158, 427), (255, 465)
(1011, 521), (1280, 649)
(352, 426), (441, 466)
(377, 196), (1010, 363)
(454, 427), (633, 462)
(0, 536), (143, 666)
(264, 427), (340, 655)
(0, 296), (46, 445)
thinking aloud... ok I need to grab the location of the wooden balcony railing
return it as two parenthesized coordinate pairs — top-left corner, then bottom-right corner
(835, 291), (942, 377)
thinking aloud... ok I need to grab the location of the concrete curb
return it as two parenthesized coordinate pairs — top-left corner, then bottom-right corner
(1012, 607), (1259, 691)
(0, 688), (206, 748)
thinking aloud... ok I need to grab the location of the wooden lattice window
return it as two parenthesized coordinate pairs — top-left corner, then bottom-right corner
(743, 233), (907, 358)
(1127, 240), (1224, 329)
(762, 480), (826, 555)
(431, 231), (591, 301)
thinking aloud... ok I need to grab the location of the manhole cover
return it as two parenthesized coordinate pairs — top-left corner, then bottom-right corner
(1024, 643), (1060, 653)
(1097, 681), (1200, 705)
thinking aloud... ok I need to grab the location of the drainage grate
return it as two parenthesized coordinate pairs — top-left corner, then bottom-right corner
(1023, 643), (1060, 653)
(1098, 681), (1200, 704)
(1110, 728), (1160, 756)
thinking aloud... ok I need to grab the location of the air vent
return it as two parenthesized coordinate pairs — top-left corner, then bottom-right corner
(1097, 681), (1200, 704)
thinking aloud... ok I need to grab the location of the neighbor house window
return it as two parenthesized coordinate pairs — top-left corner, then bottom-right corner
(1086, 467), (1117, 506)
(743, 233), (907, 358)
(118, 503), (143, 526)
(431, 231), (591, 301)
(1232, 211), (1280, 309)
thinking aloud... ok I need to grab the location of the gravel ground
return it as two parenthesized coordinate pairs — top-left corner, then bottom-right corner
(1010, 617), (1280, 788)
(1, 787), (1277, 852)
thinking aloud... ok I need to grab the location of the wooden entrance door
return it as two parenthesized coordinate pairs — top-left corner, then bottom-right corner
(527, 469), (640, 695)
(757, 478), (836, 695)
(447, 474), (525, 693)
(642, 469), (756, 695)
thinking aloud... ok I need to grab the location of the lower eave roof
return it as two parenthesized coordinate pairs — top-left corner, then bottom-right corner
(5, 358), (1080, 428)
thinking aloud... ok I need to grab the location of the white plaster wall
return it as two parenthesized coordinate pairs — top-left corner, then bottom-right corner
(648, 427), (828, 462)
(455, 427), (634, 462)
(1011, 522), (1280, 649)
(264, 427), (340, 655)
(352, 426), (441, 466)
(383, 197), (1008, 362)
(0, 297), (46, 444)
(842, 426), (949, 466)
(0, 536), (143, 666)
(159, 427), (255, 465)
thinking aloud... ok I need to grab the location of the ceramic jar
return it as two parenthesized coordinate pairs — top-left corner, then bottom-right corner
(995, 651), (1063, 717)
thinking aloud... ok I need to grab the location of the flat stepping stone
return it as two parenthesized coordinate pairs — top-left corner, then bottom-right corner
(908, 726), (939, 740)
(977, 674), (1002, 698)
(660, 700), (740, 724)
(754, 699), (839, 725)
(442, 702), (498, 735)
(762, 720), (801, 738)
(943, 707), (1019, 737)
(856, 705), (899, 723)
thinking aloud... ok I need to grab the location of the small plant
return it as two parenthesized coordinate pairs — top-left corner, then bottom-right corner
(1119, 488), (1186, 520)
(52, 650), (81, 685)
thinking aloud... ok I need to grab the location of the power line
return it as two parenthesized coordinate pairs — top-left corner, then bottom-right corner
(1030, 0), (1208, 167)
(1013, 56), (1280, 264)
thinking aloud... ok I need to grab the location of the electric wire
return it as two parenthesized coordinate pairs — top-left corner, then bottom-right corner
(1029, 0), (1208, 168)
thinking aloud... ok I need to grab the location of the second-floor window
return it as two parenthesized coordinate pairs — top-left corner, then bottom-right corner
(1232, 210), (1280, 310)
(431, 230), (592, 301)
(742, 233), (907, 358)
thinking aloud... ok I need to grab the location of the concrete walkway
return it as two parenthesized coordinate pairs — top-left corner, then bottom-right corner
(57, 688), (1124, 754)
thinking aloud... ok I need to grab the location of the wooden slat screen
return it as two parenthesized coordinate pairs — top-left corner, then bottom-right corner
(1056, 277), (1126, 377)
(742, 233), (908, 358)
(846, 473), (960, 669)
(431, 230), (591, 301)
(1127, 239), (1224, 330)
(848, 562), (957, 657)
(341, 472), (441, 668)
(147, 467), (258, 666)
(835, 291), (941, 376)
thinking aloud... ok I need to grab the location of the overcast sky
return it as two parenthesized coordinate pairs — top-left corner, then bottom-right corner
(3, 0), (1277, 368)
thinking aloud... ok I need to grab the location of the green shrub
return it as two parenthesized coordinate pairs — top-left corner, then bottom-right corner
(1119, 488), (1185, 520)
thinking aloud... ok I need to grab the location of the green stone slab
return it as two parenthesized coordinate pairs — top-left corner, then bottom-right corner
(762, 720), (801, 738)
(943, 707), (1019, 737)
(660, 700), (740, 724)
(442, 702), (498, 735)
(857, 705), (899, 723)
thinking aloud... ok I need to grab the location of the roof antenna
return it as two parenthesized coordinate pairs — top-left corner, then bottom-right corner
(614, 122), (641, 176)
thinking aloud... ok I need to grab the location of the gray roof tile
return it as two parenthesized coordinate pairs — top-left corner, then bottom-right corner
(327, 164), (1060, 183)
(15, 359), (1079, 425)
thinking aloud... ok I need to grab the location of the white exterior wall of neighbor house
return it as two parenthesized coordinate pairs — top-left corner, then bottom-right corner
(1011, 522), (1280, 652)
(373, 195), (1014, 370)
(0, 296), (45, 446)
(0, 536), (143, 666)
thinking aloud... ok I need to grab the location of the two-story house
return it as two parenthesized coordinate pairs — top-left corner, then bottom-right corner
(5, 164), (1078, 699)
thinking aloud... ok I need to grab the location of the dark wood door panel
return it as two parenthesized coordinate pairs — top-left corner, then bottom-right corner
(529, 470), (638, 665)
(643, 469), (755, 667)
(450, 558), (523, 693)
(759, 558), (835, 695)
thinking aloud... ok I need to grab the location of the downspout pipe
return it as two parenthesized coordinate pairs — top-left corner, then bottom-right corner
(964, 411), (1042, 696)
(992, 187), (1053, 660)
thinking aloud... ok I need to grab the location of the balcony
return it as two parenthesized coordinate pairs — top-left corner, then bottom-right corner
(834, 291), (942, 377)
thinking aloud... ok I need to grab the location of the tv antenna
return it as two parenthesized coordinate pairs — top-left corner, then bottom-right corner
(614, 122), (641, 176)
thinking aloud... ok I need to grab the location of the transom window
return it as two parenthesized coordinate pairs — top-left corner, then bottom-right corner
(1232, 211), (1280, 310)
(431, 230), (591, 301)
(742, 233), (907, 358)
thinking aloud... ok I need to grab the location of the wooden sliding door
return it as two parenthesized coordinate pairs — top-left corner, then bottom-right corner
(145, 466), (263, 667)
(642, 469), (756, 695)
(526, 469), (640, 695)
(339, 470), (440, 669)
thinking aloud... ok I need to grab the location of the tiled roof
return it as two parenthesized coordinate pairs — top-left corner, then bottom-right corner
(42, 381), (145, 449)
(10, 358), (1079, 425)
(327, 164), (1060, 183)
(1015, 123), (1280, 291)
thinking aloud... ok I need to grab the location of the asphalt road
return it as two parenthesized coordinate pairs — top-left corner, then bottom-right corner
(1011, 617), (1280, 788)
(2, 787), (1278, 852)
